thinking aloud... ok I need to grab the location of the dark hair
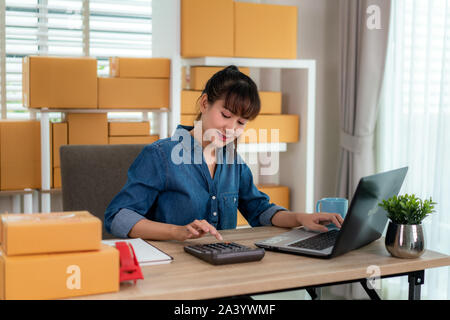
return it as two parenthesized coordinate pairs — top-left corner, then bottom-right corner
(195, 65), (260, 121)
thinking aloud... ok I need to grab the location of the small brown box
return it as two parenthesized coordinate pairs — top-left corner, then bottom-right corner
(109, 57), (170, 78)
(259, 91), (282, 114)
(67, 113), (108, 145)
(181, 0), (234, 57)
(22, 56), (97, 109)
(98, 78), (169, 109)
(108, 121), (150, 137)
(53, 167), (61, 189)
(0, 120), (41, 190)
(241, 114), (299, 143)
(234, 2), (297, 59)
(181, 90), (202, 114)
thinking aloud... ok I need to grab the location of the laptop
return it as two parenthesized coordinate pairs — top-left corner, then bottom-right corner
(255, 167), (408, 259)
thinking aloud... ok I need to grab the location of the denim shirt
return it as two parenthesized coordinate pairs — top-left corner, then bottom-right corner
(104, 124), (287, 238)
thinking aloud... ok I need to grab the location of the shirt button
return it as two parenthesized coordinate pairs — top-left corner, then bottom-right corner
(213, 212), (217, 216)
(212, 196), (216, 200)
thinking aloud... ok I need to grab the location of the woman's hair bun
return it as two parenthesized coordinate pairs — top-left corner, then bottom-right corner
(224, 65), (239, 72)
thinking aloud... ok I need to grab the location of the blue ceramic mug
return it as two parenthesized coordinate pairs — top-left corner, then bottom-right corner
(316, 197), (348, 230)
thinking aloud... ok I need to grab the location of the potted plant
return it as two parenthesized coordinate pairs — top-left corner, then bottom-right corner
(379, 194), (436, 258)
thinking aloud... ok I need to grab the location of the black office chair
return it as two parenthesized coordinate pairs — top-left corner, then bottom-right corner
(60, 144), (146, 239)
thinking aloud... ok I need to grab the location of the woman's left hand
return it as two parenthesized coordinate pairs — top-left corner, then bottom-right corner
(296, 212), (344, 232)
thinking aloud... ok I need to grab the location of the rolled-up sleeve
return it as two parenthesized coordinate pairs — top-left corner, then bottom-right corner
(104, 144), (166, 238)
(237, 162), (288, 227)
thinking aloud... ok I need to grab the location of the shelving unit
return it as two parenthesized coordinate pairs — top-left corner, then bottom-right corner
(0, 189), (33, 214)
(153, 1), (316, 214)
(32, 107), (170, 212)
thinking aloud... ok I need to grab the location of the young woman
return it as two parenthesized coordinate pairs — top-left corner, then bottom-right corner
(104, 66), (343, 241)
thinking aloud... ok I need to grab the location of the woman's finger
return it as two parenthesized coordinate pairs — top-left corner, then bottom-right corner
(200, 220), (223, 240)
(186, 224), (200, 237)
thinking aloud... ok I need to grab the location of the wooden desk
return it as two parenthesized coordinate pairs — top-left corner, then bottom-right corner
(76, 226), (450, 300)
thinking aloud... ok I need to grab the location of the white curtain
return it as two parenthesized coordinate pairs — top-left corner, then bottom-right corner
(377, 0), (450, 300)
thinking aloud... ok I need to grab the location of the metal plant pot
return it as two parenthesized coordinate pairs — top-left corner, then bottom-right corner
(385, 221), (425, 259)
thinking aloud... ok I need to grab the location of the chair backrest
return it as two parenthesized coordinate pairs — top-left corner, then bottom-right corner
(60, 144), (146, 239)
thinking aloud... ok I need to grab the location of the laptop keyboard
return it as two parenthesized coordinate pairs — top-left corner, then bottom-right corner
(288, 230), (340, 251)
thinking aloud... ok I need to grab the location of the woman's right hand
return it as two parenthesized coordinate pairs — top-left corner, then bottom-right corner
(174, 219), (223, 241)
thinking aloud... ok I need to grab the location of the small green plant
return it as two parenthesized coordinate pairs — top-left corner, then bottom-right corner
(378, 194), (436, 225)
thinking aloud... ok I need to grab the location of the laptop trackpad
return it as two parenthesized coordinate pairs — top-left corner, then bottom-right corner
(257, 228), (320, 247)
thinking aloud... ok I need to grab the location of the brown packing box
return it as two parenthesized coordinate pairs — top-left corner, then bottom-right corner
(52, 122), (68, 168)
(237, 185), (290, 226)
(53, 167), (61, 189)
(108, 135), (159, 145)
(181, 0), (234, 57)
(240, 114), (299, 143)
(259, 91), (282, 114)
(182, 90), (281, 115)
(98, 78), (169, 109)
(109, 57), (170, 78)
(22, 56), (97, 109)
(189, 66), (250, 91)
(234, 2), (297, 59)
(0, 244), (119, 300)
(108, 121), (150, 137)
(180, 114), (197, 127)
(181, 90), (202, 114)
(67, 113), (108, 145)
(0, 120), (41, 191)
(0, 211), (101, 256)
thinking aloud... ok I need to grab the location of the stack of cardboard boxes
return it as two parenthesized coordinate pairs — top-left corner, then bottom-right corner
(180, 0), (299, 225)
(0, 211), (119, 300)
(181, 0), (297, 59)
(18, 56), (169, 189)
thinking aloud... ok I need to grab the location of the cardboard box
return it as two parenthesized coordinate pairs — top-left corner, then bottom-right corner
(180, 114), (198, 127)
(108, 121), (150, 137)
(181, 90), (202, 114)
(98, 78), (169, 109)
(53, 167), (61, 189)
(0, 244), (119, 300)
(0, 211), (101, 256)
(259, 91), (282, 114)
(108, 135), (159, 145)
(234, 2), (297, 59)
(67, 113), (108, 145)
(0, 120), (41, 191)
(52, 122), (68, 168)
(22, 56), (97, 109)
(109, 57), (170, 78)
(240, 115), (299, 143)
(181, 0), (234, 57)
(237, 185), (290, 226)
(189, 66), (250, 91)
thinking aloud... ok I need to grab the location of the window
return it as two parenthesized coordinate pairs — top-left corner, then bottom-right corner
(377, 0), (450, 299)
(0, 0), (152, 120)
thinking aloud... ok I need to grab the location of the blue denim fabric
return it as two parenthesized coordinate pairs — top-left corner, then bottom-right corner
(104, 124), (288, 238)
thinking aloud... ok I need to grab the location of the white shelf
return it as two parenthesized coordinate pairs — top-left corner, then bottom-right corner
(237, 143), (287, 153)
(181, 56), (315, 70)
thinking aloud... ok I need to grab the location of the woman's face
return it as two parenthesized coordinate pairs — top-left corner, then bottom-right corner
(197, 94), (248, 148)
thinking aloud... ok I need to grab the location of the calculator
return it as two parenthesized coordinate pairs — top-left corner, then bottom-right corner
(184, 242), (265, 265)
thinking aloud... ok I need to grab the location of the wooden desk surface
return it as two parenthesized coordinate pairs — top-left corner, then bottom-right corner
(76, 226), (450, 300)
